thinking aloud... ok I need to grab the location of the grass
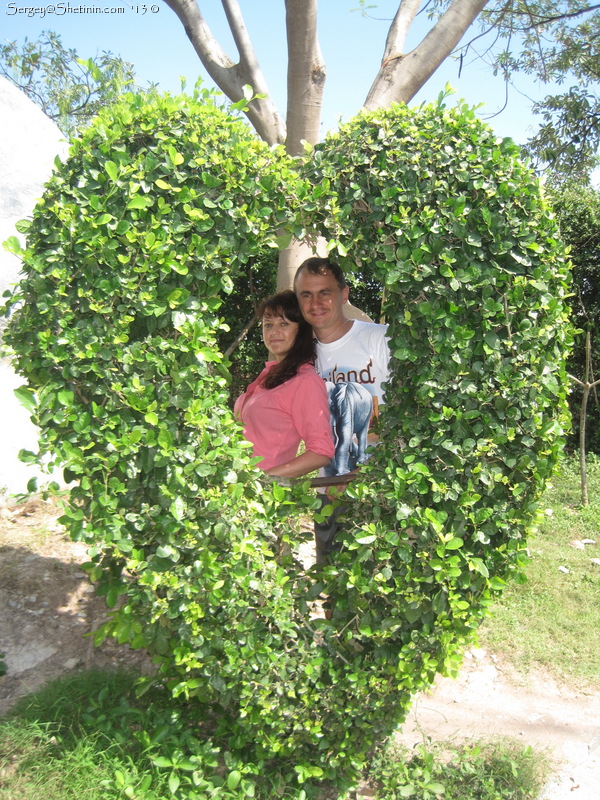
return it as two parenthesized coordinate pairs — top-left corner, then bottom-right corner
(367, 738), (549, 800)
(0, 672), (167, 800)
(478, 453), (600, 689)
(0, 670), (223, 800)
(0, 718), (141, 800)
(2, 454), (598, 799)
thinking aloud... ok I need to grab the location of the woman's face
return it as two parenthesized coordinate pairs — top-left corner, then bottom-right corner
(262, 312), (299, 363)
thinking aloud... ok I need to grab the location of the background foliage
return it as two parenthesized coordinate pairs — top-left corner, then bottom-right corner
(550, 184), (600, 454)
(2, 89), (572, 796)
(0, 30), (138, 139)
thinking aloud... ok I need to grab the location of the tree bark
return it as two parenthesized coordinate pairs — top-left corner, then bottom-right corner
(284, 0), (326, 156)
(162, 0), (285, 145)
(364, 0), (491, 109)
(579, 379), (591, 506)
(277, 239), (320, 292)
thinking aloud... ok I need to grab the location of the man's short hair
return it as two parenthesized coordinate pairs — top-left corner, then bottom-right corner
(294, 257), (348, 291)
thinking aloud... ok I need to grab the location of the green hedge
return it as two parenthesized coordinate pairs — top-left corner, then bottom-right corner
(2, 91), (572, 797)
(301, 100), (573, 764)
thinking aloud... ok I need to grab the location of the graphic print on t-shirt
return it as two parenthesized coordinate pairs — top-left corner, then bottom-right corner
(321, 360), (382, 476)
(316, 320), (390, 477)
(324, 380), (373, 475)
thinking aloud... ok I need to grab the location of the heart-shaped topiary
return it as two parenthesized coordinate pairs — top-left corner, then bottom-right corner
(2, 88), (572, 792)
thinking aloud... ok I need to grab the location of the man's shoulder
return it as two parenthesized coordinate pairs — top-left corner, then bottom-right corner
(352, 319), (388, 331)
(351, 319), (389, 339)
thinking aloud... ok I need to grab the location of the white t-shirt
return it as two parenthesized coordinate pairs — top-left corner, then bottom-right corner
(315, 320), (390, 476)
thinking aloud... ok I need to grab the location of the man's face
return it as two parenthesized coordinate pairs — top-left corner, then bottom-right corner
(295, 268), (349, 338)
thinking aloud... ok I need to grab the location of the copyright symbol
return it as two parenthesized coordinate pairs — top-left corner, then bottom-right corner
(151, 4), (158, 10)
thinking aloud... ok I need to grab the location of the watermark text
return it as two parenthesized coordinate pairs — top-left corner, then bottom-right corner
(5, 3), (160, 17)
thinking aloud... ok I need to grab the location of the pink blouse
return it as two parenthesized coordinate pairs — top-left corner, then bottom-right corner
(234, 362), (334, 471)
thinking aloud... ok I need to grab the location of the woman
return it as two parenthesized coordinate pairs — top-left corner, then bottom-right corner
(234, 290), (334, 478)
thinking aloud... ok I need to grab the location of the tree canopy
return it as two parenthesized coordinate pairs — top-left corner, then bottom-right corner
(0, 30), (138, 139)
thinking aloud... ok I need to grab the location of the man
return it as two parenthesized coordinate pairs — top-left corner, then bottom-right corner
(294, 256), (390, 563)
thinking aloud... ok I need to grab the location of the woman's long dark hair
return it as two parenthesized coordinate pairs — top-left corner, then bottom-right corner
(258, 290), (316, 389)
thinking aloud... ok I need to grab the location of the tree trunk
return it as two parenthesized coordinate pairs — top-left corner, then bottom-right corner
(277, 239), (319, 291)
(285, 0), (325, 156)
(579, 378), (590, 506)
(276, 1), (327, 287)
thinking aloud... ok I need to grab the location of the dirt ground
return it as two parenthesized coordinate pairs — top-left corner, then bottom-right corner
(0, 496), (152, 713)
(1, 497), (599, 799)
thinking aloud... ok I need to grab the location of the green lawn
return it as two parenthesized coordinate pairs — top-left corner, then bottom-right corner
(478, 454), (600, 689)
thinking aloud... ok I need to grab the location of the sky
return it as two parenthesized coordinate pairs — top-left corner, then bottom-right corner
(1, 0), (557, 146)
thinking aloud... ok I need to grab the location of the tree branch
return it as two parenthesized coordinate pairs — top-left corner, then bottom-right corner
(510, 2), (600, 31)
(364, 0), (491, 110)
(221, 0), (262, 77)
(224, 313), (258, 358)
(380, 0), (422, 65)
(161, 0), (285, 145)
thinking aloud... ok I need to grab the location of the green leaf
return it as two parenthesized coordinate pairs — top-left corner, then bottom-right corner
(227, 771), (242, 790)
(14, 219), (31, 234)
(272, 482), (286, 502)
(14, 386), (37, 412)
(445, 537), (464, 550)
(3, 235), (24, 256)
(158, 429), (173, 450)
(168, 145), (184, 166)
(356, 534), (377, 545)
(57, 389), (74, 406)
(127, 195), (151, 210)
(105, 161), (118, 182)
(168, 772), (180, 794)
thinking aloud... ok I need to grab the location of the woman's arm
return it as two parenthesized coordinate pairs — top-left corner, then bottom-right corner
(264, 450), (331, 479)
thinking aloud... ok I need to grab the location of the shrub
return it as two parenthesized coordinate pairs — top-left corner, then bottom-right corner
(550, 184), (600, 454)
(2, 92), (572, 796)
